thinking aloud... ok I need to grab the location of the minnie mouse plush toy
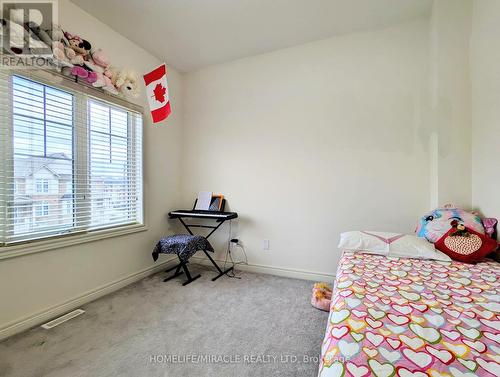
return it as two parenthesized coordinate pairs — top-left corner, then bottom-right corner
(64, 31), (97, 83)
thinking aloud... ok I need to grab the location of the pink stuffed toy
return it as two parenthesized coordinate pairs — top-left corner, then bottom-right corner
(84, 49), (117, 94)
(311, 282), (332, 311)
(483, 218), (498, 239)
(64, 31), (97, 84)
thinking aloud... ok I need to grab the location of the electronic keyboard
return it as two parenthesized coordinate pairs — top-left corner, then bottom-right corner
(168, 210), (238, 220)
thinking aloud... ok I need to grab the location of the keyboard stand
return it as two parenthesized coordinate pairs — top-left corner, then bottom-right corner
(168, 209), (238, 281)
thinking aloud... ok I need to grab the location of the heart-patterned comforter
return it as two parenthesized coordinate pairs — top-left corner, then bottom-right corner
(318, 252), (500, 377)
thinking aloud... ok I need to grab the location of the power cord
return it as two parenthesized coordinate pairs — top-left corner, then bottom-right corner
(223, 220), (248, 279)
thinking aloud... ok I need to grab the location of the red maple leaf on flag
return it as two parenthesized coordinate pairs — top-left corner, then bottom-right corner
(153, 83), (166, 103)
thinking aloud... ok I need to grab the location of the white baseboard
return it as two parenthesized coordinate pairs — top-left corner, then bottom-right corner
(0, 258), (177, 341)
(191, 256), (335, 281)
(1, 256), (333, 341)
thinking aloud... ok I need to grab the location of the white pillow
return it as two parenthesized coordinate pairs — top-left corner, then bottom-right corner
(338, 231), (451, 261)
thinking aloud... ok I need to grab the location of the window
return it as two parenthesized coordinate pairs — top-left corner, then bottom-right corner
(64, 181), (72, 194)
(0, 74), (143, 246)
(13, 208), (20, 224)
(34, 201), (49, 217)
(35, 178), (50, 193)
(64, 200), (72, 215)
(10, 75), (73, 238)
(89, 101), (135, 228)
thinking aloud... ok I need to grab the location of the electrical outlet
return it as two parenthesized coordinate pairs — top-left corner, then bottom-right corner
(262, 239), (270, 250)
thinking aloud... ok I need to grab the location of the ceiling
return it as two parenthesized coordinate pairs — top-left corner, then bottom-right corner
(71, 0), (432, 73)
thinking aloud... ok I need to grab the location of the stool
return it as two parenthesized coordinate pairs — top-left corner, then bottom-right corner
(163, 259), (201, 286)
(152, 234), (215, 286)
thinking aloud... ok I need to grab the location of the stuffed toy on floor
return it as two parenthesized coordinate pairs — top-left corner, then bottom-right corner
(311, 282), (332, 311)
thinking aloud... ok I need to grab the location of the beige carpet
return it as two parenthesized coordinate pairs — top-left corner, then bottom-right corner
(0, 264), (329, 377)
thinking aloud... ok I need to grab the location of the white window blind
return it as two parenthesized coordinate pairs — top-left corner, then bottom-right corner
(88, 100), (142, 230)
(0, 73), (143, 246)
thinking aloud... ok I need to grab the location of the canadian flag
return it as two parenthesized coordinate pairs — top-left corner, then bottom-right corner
(143, 63), (171, 123)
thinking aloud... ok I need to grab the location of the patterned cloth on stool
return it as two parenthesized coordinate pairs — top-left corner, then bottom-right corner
(152, 234), (215, 285)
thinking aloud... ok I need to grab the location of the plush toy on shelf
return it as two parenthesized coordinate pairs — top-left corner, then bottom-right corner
(49, 25), (72, 68)
(64, 31), (97, 83)
(51, 41), (72, 67)
(84, 49), (118, 94)
(23, 23), (142, 99)
(109, 67), (140, 98)
(64, 31), (89, 64)
(22, 23), (71, 69)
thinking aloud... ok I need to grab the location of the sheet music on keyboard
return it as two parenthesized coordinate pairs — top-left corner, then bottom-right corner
(194, 191), (212, 210)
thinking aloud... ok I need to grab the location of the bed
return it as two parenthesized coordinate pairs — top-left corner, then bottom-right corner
(318, 252), (500, 377)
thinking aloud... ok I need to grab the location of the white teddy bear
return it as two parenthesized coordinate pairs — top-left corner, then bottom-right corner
(109, 68), (140, 98)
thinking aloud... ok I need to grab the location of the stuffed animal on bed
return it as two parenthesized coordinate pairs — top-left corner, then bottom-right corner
(416, 205), (485, 243)
(435, 219), (497, 263)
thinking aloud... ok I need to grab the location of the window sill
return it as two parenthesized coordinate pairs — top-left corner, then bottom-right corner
(0, 224), (148, 261)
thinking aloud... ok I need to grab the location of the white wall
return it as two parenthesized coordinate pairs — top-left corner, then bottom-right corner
(181, 20), (431, 277)
(0, 0), (183, 336)
(428, 0), (472, 209)
(471, 0), (500, 231)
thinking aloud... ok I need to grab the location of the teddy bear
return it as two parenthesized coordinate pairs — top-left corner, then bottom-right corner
(449, 219), (470, 237)
(108, 67), (140, 98)
(49, 25), (72, 68)
(84, 49), (118, 94)
(52, 40), (72, 66)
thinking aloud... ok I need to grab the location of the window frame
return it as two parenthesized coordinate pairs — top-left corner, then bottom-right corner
(35, 178), (50, 194)
(0, 70), (146, 259)
(34, 201), (50, 217)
